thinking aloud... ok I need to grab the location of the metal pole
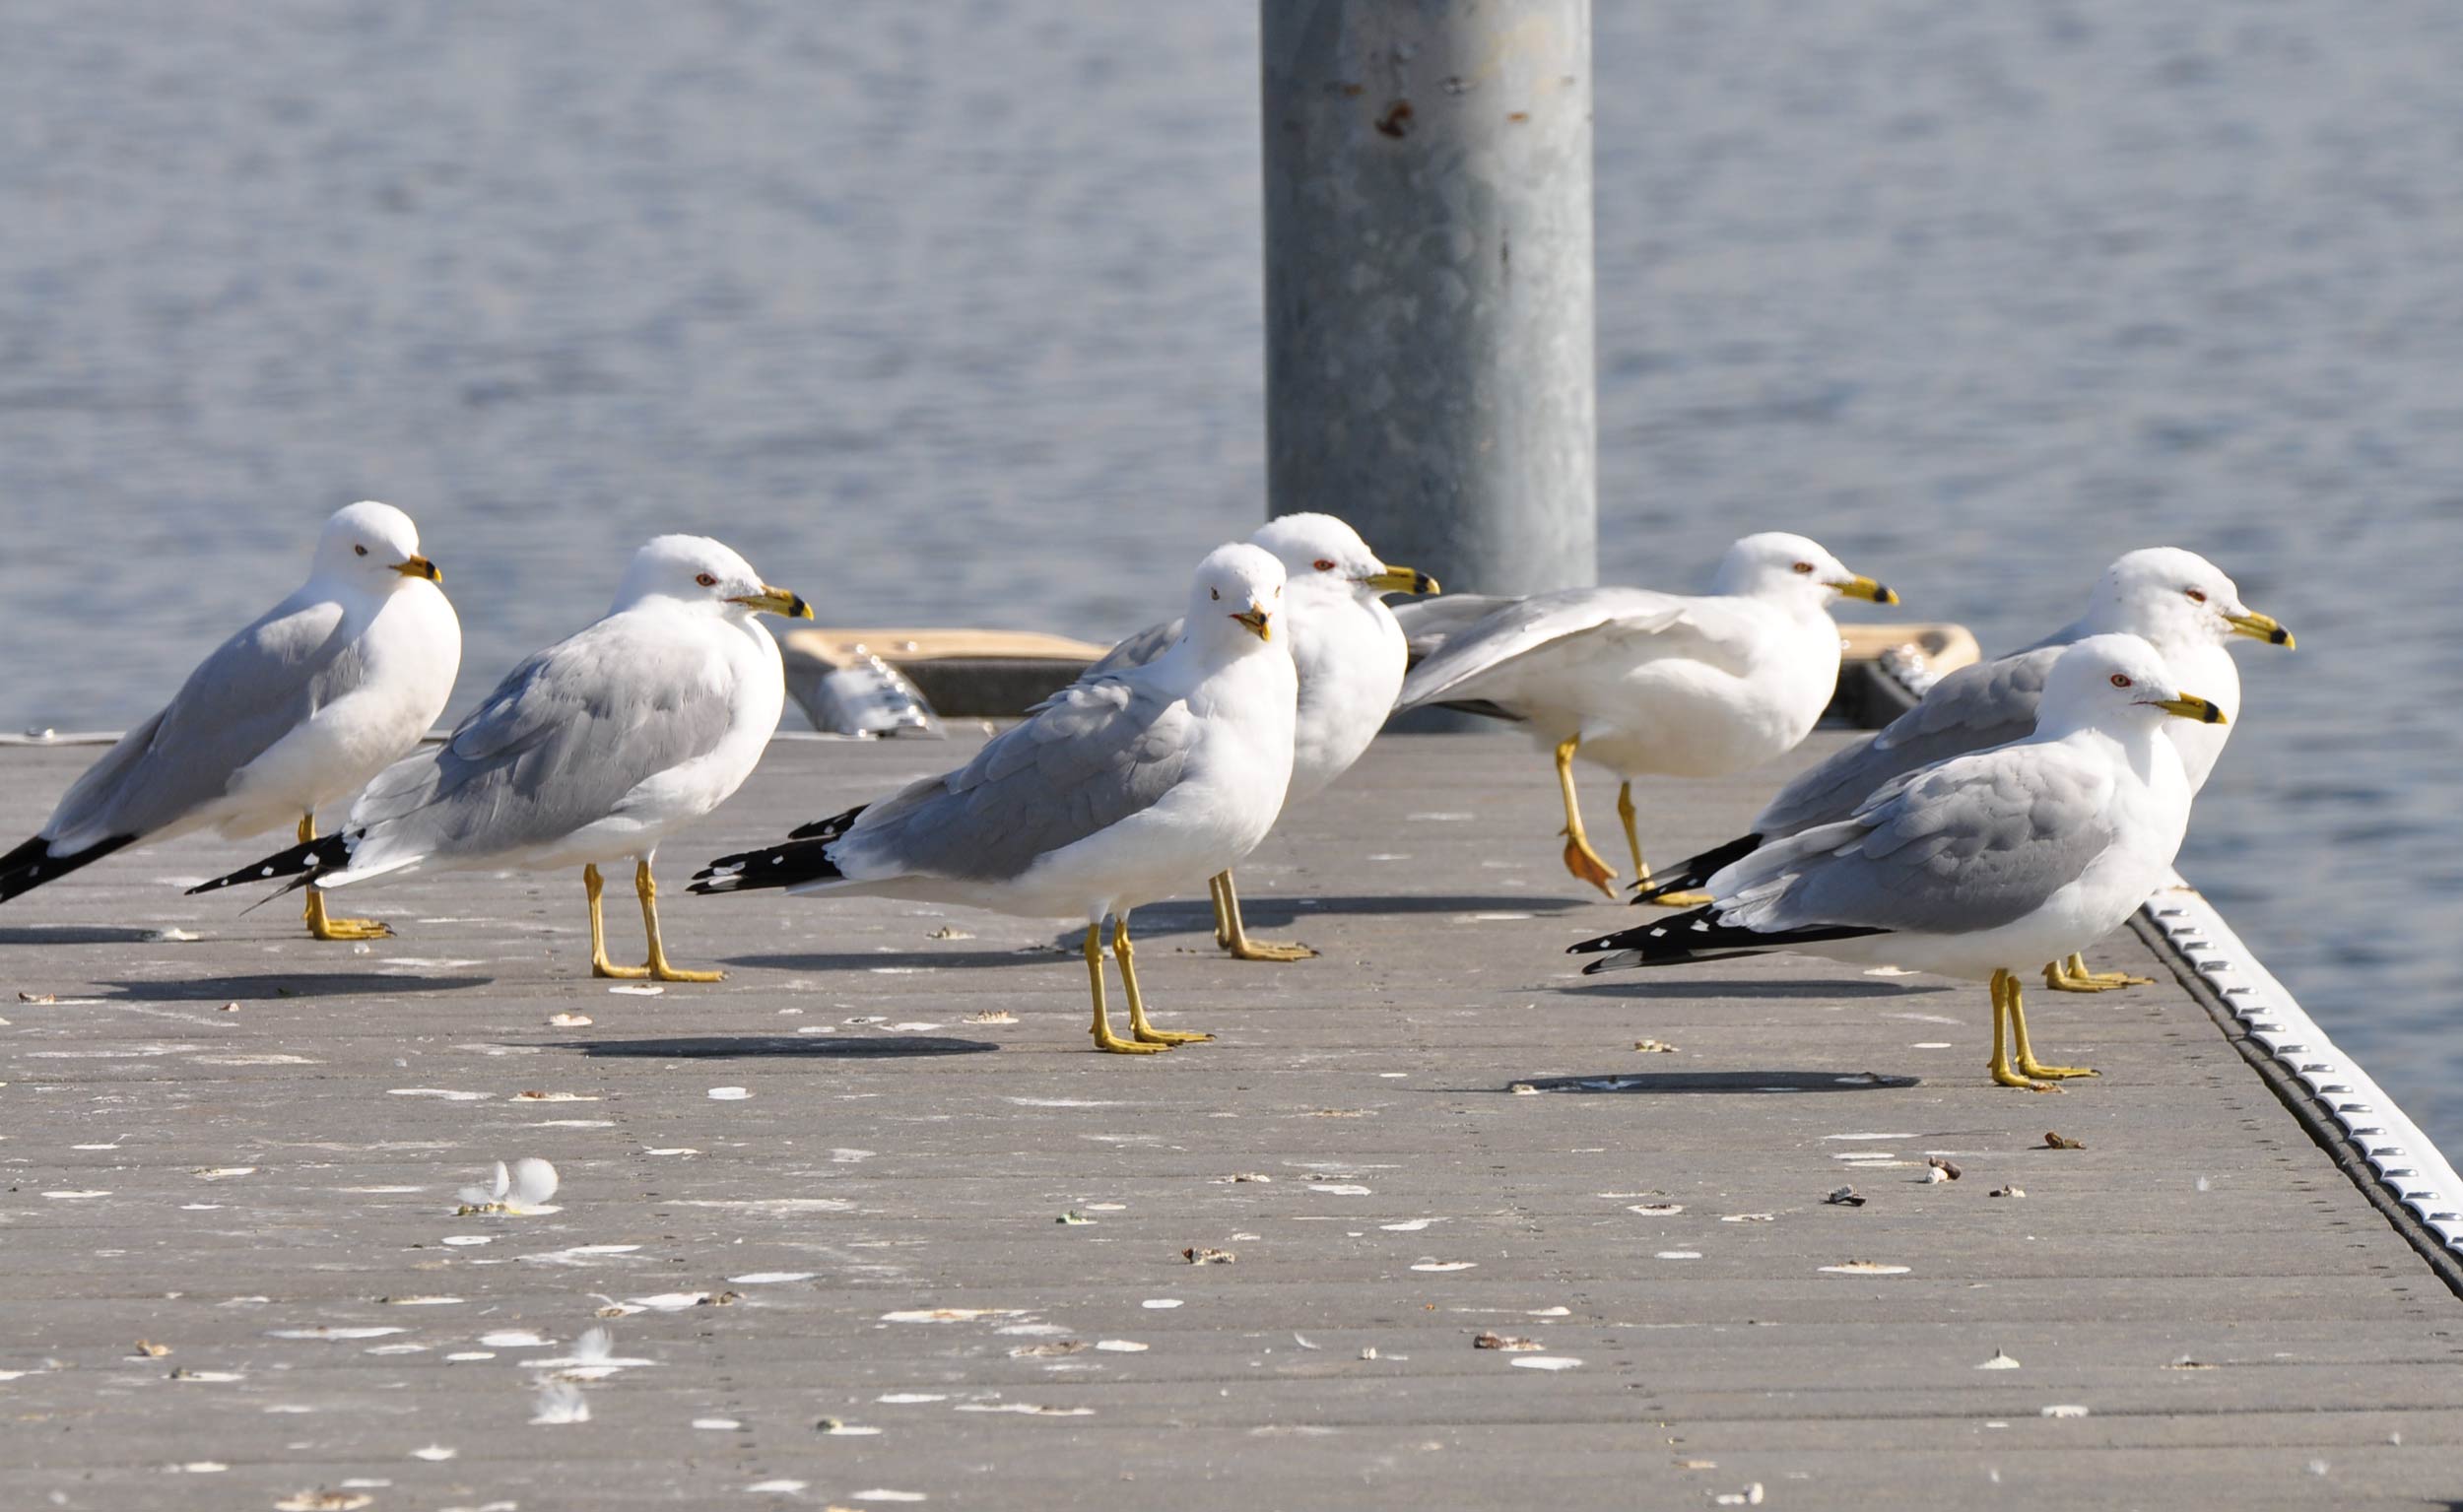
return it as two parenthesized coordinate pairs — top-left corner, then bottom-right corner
(1261, 0), (1597, 599)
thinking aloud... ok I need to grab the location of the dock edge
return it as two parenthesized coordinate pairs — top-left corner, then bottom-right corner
(2136, 876), (2463, 1292)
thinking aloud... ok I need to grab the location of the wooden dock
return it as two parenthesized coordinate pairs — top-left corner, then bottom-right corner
(3, 733), (2458, 1509)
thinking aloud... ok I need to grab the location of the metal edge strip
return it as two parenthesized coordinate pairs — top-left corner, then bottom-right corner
(2134, 871), (2463, 1287)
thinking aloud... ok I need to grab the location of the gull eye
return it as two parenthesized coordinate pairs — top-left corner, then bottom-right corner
(1313, 558), (1336, 572)
(1211, 588), (1220, 601)
(2184, 588), (2207, 604)
(2109, 673), (2132, 689)
(695, 572), (718, 588)
(1275, 584), (1282, 598)
(354, 545), (368, 557)
(1792, 560), (1814, 574)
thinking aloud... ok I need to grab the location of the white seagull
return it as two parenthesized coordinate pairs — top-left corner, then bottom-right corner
(1086, 513), (1434, 959)
(1570, 634), (2228, 1090)
(189, 536), (811, 981)
(693, 544), (1297, 1054)
(1, 501), (457, 940)
(1395, 532), (1896, 899)
(1633, 546), (2293, 990)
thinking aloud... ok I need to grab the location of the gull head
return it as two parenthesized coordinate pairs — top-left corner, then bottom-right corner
(2038, 632), (2229, 737)
(1188, 542), (1287, 648)
(315, 501), (439, 590)
(1713, 532), (1896, 609)
(613, 535), (815, 622)
(1251, 512), (1439, 604)
(2088, 547), (2294, 651)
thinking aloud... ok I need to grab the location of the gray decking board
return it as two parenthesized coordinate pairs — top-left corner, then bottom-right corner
(2, 733), (2459, 1510)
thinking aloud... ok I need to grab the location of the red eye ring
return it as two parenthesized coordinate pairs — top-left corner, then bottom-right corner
(696, 572), (717, 587)
(1313, 559), (1336, 571)
(2185, 588), (2207, 603)
(1792, 560), (1814, 574)
(2109, 673), (2132, 688)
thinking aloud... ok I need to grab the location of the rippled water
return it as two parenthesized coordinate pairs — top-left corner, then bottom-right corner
(4, 5), (2459, 1150)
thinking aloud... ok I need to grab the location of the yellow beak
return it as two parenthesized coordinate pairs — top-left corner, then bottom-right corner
(2152, 690), (2229, 725)
(391, 556), (441, 584)
(1829, 573), (1897, 605)
(1365, 564), (1440, 596)
(1232, 605), (1273, 642)
(2225, 609), (2294, 648)
(730, 584), (816, 620)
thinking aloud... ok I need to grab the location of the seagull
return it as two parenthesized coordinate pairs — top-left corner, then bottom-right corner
(692, 544), (1297, 1054)
(187, 536), (811, 981)
(0, 501), (457, 940)
(1569, 634), (2227, 1090)
(1394, 532), (1896, 900)
(1632, 547), (2293, 990)
(1086, 513), (1434, 960)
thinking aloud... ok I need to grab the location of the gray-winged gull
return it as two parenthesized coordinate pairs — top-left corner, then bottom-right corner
(1395, 532), (1896, 899)
(1087, 513), (1433, 960)
(1632, 547), (2292, 990)
(1, 501), (456, 940)
(188, 535), (811, 981)
(692, 543), (1297, 1054)
(1570, 634), (2227, 1090)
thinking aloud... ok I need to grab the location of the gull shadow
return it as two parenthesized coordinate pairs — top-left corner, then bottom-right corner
(572, 1034), (997, 1060)
(94, 972), (492, 1001)
(1075, 893), (1596, 947)
(0, 925), (166, 946)
(1493, 1070), (1922, 1095)
(1556, 979), (1952, 1001)
(722, 950), (1039, 973)
(1230, 893), (1593, 919)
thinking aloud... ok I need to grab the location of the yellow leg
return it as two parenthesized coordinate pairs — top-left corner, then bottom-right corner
(1119, 912), (1210, 1044)
(587, 864), (650, 979)
(632, 860), (723, 982)
(2044, 951), (2153, 992)
(297, 815), (391, 941)
(2008, 970), (2097, 1081)
(1554, 737), (1617, 896)
(1087, 921), (1165, 1054)
(1987, 969), (2055, 1091)
(1619, 782), (1710, 907)
(1215, 871), (1316, 962)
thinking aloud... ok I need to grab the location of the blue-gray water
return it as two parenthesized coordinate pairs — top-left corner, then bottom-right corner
(5, 6), (2459, 1150)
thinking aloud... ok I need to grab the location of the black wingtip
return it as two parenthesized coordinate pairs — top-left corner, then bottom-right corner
(691, 837), (845, 895)
(187, 831), (355, 895)
(0, 834), (48, 876)
(1629, 833), (1763, 904)
(787, 803), (868, 843)
(1571, 904), (1892, 974)
(0, 834), (136, 904)
(1569, 902), (1723, 956)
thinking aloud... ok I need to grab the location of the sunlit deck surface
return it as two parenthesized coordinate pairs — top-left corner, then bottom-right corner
(3, 733), (2458, 1510)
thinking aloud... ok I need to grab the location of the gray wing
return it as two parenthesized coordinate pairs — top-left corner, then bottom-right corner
(1715, 743), (2116, 936)
(41, 594), (362, 847)
(829, 672), (1192, 884)
(1390, 594), (1514, 662)
(1396, 587), (1690, 708)
(1085, 617), (1184, 677)
(1753, 646), (2062, 834)
(344, 617), (735, 864)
